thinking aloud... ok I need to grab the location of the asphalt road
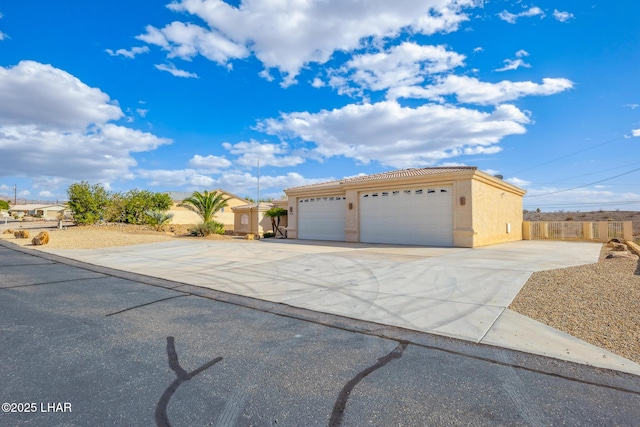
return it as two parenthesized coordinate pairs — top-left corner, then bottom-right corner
(1, 242), (639, 426)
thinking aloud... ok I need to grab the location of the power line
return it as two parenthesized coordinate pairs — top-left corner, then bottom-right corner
(524, 165), (640, 198)
(534, 160), (640, 186)
(524, 200), (640, 208)
(508, 135), (626, 175)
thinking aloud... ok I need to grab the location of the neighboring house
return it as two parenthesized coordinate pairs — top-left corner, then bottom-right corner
(8, 204), (68, 219)
(284, 167), (525, 248)
(166, 190), (250, 230)
(232, 199), (288, 236)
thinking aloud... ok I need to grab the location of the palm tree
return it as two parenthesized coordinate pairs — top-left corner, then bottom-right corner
(181, 190), (230, 224)
(265, 207), (288, 237)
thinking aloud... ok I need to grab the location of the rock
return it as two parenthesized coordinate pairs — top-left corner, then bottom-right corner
(607, 242), (628, 251)
(32, 231), (50, 245)
(14, 230), (30, 239)
(245, 234), (255, 240)
(3, 229), (13, 234)
(605, 251), (638, 260)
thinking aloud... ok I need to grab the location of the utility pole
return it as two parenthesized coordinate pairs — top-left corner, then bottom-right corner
(14, 184), (17, 205)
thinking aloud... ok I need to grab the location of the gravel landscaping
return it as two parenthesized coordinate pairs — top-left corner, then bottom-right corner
(510, 243), (640, 365)
(2, 221), (639, 365)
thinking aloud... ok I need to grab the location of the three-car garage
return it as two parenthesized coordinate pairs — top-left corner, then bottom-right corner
(286, 167), (525, 248)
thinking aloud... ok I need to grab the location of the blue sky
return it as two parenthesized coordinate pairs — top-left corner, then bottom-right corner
(0, 0), (639, 211)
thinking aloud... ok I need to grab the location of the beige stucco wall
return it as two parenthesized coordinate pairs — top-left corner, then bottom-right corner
(470, 177), (523, 247)
(232, 205), (273, 235)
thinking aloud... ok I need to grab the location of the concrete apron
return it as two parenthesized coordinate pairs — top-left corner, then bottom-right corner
(40, 239), (640, 375)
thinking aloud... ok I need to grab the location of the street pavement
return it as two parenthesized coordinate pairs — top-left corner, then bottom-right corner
(37, 238), (640, 375)
(1, 241), (640, 426)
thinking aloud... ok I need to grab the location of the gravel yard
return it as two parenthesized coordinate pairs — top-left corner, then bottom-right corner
(2, 221), (639, 365)
(510, 244), (640, 364)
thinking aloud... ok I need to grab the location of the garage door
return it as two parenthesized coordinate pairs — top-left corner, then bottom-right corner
(298, 196), (346, 241)
(359, 186), (453, 246)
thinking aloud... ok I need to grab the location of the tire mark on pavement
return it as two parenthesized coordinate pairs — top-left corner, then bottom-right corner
(329, 341), (408, 427)
(155, 336), (223, 427)
(105, 295), (188, 317)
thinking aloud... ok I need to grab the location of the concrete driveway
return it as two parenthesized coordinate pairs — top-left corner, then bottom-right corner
(42, 239), (640, 375)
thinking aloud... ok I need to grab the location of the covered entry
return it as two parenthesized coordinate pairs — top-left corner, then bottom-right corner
(359, 186), (453, 246)
(298, 196), (346, 241)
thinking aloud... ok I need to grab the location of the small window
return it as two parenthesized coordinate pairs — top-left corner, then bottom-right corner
(441, 189), (448, 193)
(220, 207), (225, 213)
(404, 190), (411, 194)
(372, 193), (378, 197)
(392, 190), (399, 195)
(415, 189), (423, 195)
(329, 196), (334, 200)
(382, 192), (388, 196)
(363, 194), (369, 198)
(240, 214), (249, 226)
(427, 189), (435, 194)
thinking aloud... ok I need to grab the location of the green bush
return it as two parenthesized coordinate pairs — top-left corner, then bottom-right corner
(146, 209), (174, 231)
(121, 189), (172, 225)
(0, 200), (9, 210)
(67, 181), (109, 225)
(263, 231), (276, 238)
(189, 221), (225, 237)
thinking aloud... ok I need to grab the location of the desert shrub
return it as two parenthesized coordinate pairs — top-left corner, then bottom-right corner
(121, 189), (172, 225)
(189, 221), (224, 237)
(67, 181), (109, 225)
(565, 216), (574, 221)
(0, 200), (9, 210)
(146, 209), (174, 231)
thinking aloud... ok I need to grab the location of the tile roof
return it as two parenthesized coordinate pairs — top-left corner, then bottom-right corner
(286, 167), (478, 191)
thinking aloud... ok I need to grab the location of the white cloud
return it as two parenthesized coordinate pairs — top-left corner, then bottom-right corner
(105, 46), (150, 58)
(553, 10), (574, 23)
(496, 58), (531, 72)
(632, 129), (640, 137)
(154, 63), (199, 78)
(0, 61), (123, 130)
(136, 108), (148, 117)
(222, 140), (305, 167)
(498, 6), (545, 24)
(138, 21), (249, 64)
(0, 31), (6, 41)
(473, 47), (483, 53)
(138, 0), (478, 85)
(260, 100), (530, 168)
(137, 169), (217, 188)
(329, 42), (465, 93)
(138, 168), (327, 196)
(623, 104), (638, 110)
(311, 77), (325, 88)
(188, 154), (232, 172)
(389, 75), (573, 105)
(515, 50), (529, 58)
(38, 190), (54, 198)
(506, 177), (530, 187)
(0, 61), (171, 183)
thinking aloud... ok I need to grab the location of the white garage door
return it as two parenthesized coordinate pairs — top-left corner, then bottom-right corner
(298, 196), (346, 241)
(359, 186), (453, 246)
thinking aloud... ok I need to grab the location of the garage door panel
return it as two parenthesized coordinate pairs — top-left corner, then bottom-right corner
(298, 196), (345, 241)
(360, 187), (453, 246)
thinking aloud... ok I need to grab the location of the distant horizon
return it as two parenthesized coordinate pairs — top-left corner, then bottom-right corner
(1, 1), (639, 211)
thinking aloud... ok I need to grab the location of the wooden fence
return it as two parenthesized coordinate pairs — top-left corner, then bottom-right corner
(522, 221), (633, 242)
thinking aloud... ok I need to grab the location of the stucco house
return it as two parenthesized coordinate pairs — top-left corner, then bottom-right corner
(8, 204), (69, 219)
(166, 190), (250, 231)
(284, 166), (525, 248)
(232, 199), (288, 236)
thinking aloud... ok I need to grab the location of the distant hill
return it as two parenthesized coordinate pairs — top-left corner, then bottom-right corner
(523, 210), (640, 237)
